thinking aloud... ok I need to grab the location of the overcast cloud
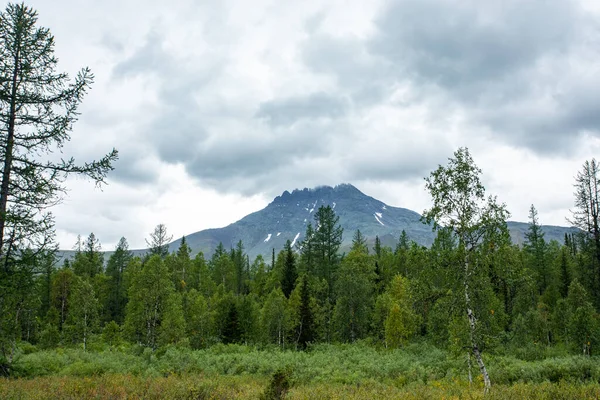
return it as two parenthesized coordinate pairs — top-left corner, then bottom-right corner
(19, 0), (600, 249)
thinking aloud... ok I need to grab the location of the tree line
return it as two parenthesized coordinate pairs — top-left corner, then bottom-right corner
(3, 154), (600, 366)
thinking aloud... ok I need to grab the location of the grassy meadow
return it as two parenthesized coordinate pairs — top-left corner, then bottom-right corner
(2, 342), (600, 399)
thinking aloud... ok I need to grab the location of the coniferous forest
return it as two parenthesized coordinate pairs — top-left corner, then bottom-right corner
(2, 3), (600, 399)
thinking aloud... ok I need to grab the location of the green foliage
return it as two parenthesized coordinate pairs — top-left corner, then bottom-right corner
(65, 277), (99, 351)
(333, 248), (374, 342)
(105, 237), (133, 324)
(102, 321), (122, 348)
(261, 368), (292, 400)
(123, 255), (184, 349)
(384, 276), (420, 348)
(261, 289), (290, 347)
(184, 289), (213, 349)
(281, 240), (297, 298)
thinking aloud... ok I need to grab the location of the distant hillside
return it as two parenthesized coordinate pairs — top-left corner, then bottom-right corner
(57, 184), (579, 262)
(167, 184), (578, 260)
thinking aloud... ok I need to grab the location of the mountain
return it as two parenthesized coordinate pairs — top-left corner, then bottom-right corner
(166, 184), (579, 260)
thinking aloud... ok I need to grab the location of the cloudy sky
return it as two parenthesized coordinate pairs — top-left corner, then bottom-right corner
(21, 0), (600, 250)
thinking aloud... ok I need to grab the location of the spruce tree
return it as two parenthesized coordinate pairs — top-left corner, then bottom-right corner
(297, 276), (314, 350)
(352, 229), (368, 254)
(373, 235), (382, 259)
(524, 205), (548, 294)
(281, 240), (297, 298)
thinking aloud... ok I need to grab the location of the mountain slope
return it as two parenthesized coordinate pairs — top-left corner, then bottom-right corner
(168, 184), (578, 260)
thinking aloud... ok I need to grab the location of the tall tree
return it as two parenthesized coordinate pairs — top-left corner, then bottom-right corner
(72, 232), (103, 277)
(352, 229), (368, 254)
(422, 147), (509, 393)
(524, 205), (548, 294)
(146, 224), (172, 258)
(299, 223), (315, 275)
(569, 159), (600, 304)
(333, 246), (375, 343)
(313, 205), (343, 296)
(124, 255), (184, 349)
(0, 3), (116, 364)
(281, 240), (297, 298)
(168, 236), (192, 292)
(232, 240), (247, 295)
(0, 3), (117, 262)
(105, 237), (132, 324)
(296, 276), (314, 349)
(66, 277), (98, 351)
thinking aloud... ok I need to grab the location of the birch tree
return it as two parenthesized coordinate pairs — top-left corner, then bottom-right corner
(422, 147), (509, 393)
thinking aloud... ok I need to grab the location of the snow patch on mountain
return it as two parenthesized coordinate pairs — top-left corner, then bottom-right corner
(291, 232), (301, 247)
(277, 232), (281, 236)
(374, 213), (385, 226)
(264, 233), (272, 242)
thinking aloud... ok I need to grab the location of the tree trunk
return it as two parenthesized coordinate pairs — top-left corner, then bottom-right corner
(464, 254), (491, 393)
(0, 39), (21, 257)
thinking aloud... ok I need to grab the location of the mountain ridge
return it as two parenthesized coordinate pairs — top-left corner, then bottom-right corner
(58, 183), (579, 262)
(167, 183), (578, 259)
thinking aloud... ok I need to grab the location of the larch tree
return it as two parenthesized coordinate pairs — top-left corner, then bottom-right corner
(0, 3), (117, 364)
(146, 224), (172, 258)
(422, 147), (509, 393)
(569, 159), (600, 305)
(105, 237), (133, 324)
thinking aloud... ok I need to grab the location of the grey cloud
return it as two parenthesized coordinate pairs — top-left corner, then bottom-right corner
(370, 0), (576, 93)
(110, 149), (160, 185)
(112, 29), (170, 78)
(184, 119), (339, 194)
(256, 92), (349, 126)
(303, 35), (392, 106)
(298, 0), (597, 155)
(342, 145), (450, 182)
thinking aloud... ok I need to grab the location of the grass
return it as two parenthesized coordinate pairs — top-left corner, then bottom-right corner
(3, 342), (600, 398)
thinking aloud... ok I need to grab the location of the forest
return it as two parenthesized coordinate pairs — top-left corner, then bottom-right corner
(2, 152), (600, 398)
(2, 2), (600, 399)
